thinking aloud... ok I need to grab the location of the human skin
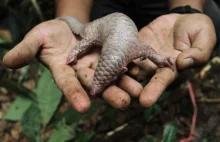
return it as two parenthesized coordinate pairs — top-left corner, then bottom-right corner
(60, 13), (174, 96)
(132, 13), (216, 107)
(68, 12), (216, 107)
(2, 19), (143, 113)
(2, 0), (216, 112)
(3, 0), (142, 113)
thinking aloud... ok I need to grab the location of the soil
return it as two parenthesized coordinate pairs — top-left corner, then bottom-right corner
(0, 0), (220, 142)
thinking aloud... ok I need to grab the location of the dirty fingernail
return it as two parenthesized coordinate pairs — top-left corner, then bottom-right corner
(128, 66), (139, 76)
(169, 58), (175, 65)
(181, 58), (194, 69)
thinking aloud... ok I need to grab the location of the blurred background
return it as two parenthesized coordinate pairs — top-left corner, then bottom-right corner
(0, 0), (220, 142)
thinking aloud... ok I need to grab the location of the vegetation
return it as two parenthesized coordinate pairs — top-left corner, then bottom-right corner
(0, 0), (220, 141)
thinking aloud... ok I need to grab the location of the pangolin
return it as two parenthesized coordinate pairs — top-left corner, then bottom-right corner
(57, 13), (173, 96)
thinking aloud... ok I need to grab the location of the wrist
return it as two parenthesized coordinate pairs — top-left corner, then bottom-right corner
(168, 0), (206, 13)
(55, 0), (93, 23)
(169, 5), (202, 14)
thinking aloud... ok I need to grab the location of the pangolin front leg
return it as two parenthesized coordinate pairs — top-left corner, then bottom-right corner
(67, 39), (101, 64)
(57, 13), (175, 96)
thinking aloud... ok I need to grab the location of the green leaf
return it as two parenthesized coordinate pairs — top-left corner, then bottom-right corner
(140, 80), (149, 87)
(202, 139), (208, 142)
(49, 120), (76, 142)
(0, 37), (12, 52)
(139, 134), (158, 142)
(18, 65), (30, 83)
(0, 49), (8, 57)
(153, 104), (161, 114)
(144, 104), (161, 120)
(157, 91), (170, 103)
(144, 107), (153, 120)
(8, 7), (27, 43)
(35, 69), (62, 126)
(0, 77), (37, 101)
(21, 104), (41, 142)
(49, 103), (99, 142)
(5, 96), (32, 121)
(0, 37), (11, 44)
(75, 130), (96, 142)
(162, 122), (177, 142)
(52, 102), (99, 127)
(104, 106), (116, 127)
(146, 135), (158, 142)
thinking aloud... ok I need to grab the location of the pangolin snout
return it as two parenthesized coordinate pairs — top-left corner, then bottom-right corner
(90, 85), (104, 96)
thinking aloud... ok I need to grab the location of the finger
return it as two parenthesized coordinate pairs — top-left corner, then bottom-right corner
(102, 85), (131, 109)
(3, 27), (43, 69)
(135, 69), (150, 82)
(176, 27), (216, 70)
(126, 62), (140, 76)
(76, 68), (94, 88)
(118, 75), (143, 98)
(131, 59), (158, 82)
(126, 62), (150, 82)
(77, 68), (131, 109)
(139, 68), (177, 107)
(50, 64), (91, 113)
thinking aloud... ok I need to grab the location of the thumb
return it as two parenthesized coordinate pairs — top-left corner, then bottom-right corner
(3, 27), (43, 69)
(176, 21), (216, 70)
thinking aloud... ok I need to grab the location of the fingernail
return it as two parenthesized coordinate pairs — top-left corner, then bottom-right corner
(129, 66), (139, 76)
(169, 58), (175, 65)
(181, 58), (194, 69)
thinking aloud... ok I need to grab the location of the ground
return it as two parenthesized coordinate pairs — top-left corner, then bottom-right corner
(0, 0), (220, 142)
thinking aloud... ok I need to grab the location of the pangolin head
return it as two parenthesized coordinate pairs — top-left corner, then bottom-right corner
(90, 85), (104, 96)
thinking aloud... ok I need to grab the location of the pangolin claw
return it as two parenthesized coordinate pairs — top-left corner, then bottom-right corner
(58, 13), (175, 96)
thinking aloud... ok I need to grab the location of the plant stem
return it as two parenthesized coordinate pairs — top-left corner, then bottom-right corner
(30, 0), (44, 21)
(179, 81), (197, 142)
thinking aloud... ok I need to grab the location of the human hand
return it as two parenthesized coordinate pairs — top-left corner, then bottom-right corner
(3, 19), (143, 113)
(131, 13), (216, 107)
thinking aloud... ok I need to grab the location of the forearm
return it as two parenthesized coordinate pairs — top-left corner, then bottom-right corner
(168, 0), (207, 12)
(56, 0), (93, 23)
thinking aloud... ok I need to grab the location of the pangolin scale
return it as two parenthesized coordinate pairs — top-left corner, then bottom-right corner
(57, 13), (173, 96)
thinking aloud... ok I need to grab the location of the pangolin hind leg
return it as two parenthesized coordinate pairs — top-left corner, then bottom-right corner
(134, 44), (174, 70)
(67, 39), (101, 64)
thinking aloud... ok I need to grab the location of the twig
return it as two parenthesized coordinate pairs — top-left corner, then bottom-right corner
(30, 0), (44, 21)
(179, 81), (197, 142)
(107, 123), (128, 136)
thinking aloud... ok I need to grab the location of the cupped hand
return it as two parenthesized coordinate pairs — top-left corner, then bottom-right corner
(131, 13), (216, 107)
(3, 19), (143, 113)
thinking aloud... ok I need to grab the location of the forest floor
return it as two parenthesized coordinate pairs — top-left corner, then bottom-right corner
(0, 0), (220, 142)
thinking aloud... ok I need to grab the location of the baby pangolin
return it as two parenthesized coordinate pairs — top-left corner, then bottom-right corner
(57, 13), (174, 96)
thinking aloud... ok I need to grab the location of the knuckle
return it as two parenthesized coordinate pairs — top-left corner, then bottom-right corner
(197, 53), (210, 64)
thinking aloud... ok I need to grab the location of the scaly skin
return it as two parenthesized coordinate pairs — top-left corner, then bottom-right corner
(57, 13), (174, 96)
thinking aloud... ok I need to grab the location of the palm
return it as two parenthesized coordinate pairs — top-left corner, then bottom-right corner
(136, 13), (216, 107)
(3, 19), (137, 112)
(38, 21), (76, 66)
(135, 14), (182, 76)
(4, 13), (215, 111)
(34, 20), (89, 68)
